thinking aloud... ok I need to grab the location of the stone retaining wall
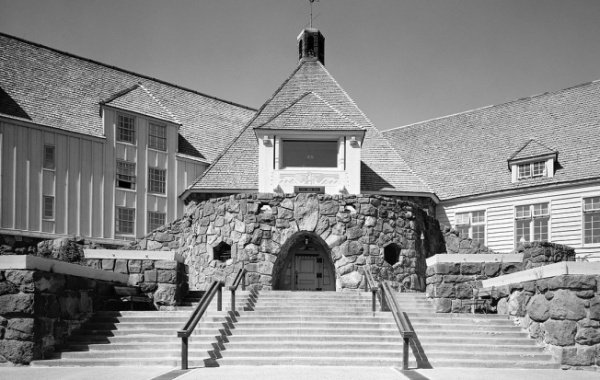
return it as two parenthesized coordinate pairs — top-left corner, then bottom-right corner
(84, 256), (186, 311)
(426, 242), (577, 313)
(0, 269), (114, 364)
(131, 193), (446, 292)
(442, 226), (495, 255)
(492, 275), (600, 369)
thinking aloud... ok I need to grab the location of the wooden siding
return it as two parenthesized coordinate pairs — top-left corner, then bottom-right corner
(1, 113), (206, 243)
(437, 183), (600, 260)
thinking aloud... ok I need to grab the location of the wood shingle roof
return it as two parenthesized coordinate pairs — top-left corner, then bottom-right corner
(0, 33), (255, 162)
(383, 80), (600, 200)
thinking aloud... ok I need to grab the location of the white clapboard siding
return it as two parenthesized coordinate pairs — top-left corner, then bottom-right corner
(0, 112), (206, 244)
(438, 183), (600, 260)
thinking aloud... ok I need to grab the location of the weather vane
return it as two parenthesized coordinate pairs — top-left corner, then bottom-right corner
(309, 0), (319, 29)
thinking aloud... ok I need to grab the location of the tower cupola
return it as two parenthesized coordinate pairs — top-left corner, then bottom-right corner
(297, 28), (324, 65)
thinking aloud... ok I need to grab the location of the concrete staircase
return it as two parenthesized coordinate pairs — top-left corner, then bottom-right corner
(31, 289), (559, 369)
(395, 292), (559, 369)
(31, 290), (255, 367)
(213, 291), (558, 368)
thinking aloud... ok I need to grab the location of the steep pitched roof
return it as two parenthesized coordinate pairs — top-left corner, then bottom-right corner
(508, 138), (557, 162)
(0, 33), (255, 161)
(256, 91), (364, 131)
(189, 60), (432, 194)
(102, 84), (180, 125)
(384, 80), (600, 200)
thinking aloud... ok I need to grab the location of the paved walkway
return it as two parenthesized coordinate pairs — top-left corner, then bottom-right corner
(2, 365), (598, 380)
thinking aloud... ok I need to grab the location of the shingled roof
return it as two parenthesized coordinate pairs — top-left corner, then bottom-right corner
(0, 33), (255, 162)
(508, 138), (557, 162)
(383, 80), (600, 200)
(189, 59), (432, 194)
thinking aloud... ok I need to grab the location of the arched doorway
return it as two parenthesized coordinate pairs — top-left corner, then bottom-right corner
(274, 232), (336, 291)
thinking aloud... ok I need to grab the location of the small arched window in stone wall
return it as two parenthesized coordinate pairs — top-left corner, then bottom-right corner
(384, 244), (401, 266)
(215, 242), (232, 262)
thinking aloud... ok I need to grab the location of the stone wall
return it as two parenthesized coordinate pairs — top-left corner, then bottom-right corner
(442, 226), (495, 255)
(517, 241), (576, 269)
(491, 275), (600, 369)
(0, 269), (114, 364)
(131, 193), (446, 292)
(84, 257), (186, 311)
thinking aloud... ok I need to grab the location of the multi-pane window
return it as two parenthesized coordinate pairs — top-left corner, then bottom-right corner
(583, 197), (600, 244)
(515, 203), (549, 245)
(117, 114), (135, 143)
(518, 161), (546, 179)
(148, 211), (165, 232)
(116, 160), (136, 189)
(148, 123), (167, 151)
(115, 207), (135, 235)
(454, 210), (486, 244)
(43, 145), (55, 170)
(43, 196), (54, 219)
(148, 167), (166, 194)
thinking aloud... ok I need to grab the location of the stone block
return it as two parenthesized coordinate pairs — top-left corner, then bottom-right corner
(114, 259), (128, 274)
(5, 318), (35, 341)
(527, 294), (550, 322)
(433, 284), (455, 298)
(6, 270), (34, 293)
(340, 241), (363, 258)
(0, 281), (18, 296)
(455, 284), (472, 299)
(561, 346), (597, 366)
(340, 271), (363, 289)
(548, 275), (596, 291)
(153, 284), (178, 306)
(155, 260), (178, 270)
(549, 289), (586, 321)
(141, 260), (155, 271)
(0, 293), (34, 314)
(426, 275), (444, 285)
(144, 270), (158, 283)
(157, 270), (178, 284)
(433, 298), (452, 313)
(575, 327), (600, 345)
(101, 259), (115, 271)
(0, 339), (35, 364)
(483, 262), (501, 277)
(543, 319), (577, 346)
(128, 260), (142, 273)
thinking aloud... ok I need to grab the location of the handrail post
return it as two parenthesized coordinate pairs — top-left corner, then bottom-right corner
(371, 288), (377, 312)
(217, 284), (222, 312)
(181, 336), (188, 370)
(231, 288), (236, 312)
(242, 270), (246, 291)
(403, 337), (409, 370)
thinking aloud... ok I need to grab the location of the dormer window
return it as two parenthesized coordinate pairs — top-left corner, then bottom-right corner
(281, 140), (337, 168)
(518, 161), (546, 179)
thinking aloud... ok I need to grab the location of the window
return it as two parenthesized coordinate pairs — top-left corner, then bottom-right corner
(518, 161), (546, 179)
(281, 140), (337, 168)
(148, 168), (166, 194)
(116, 207), (135, 235)
(515, 203), (549, 245)
(583, 197), (600, 244)
(215, 242), (231, 262)
(454, 211), (486, 244)
(148, 123), (167, 151)
(148, 211), (165, 232)
(116, 160), (136, 190)
(43, 196), (54, 219)
(43, 145), (55, 170)
(117, 114), (135, 143)
(384, 244), (400, 266)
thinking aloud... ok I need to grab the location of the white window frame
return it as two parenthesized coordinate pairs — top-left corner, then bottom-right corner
(116, 160), (136, 190)
(115, 207), (135, 235)
(148, 167), (166, 194)
(43, 145), (55, 170)
(148, 123), (167, 151)
(517, 161), (546, 179)
(583, 196), (600, 246)
(515, 202), (550, 246)
(148, 211), (166, 233)
(454, 210), (486, 245)
(117, 113), (136, 144)
(43, 195), (54, 220)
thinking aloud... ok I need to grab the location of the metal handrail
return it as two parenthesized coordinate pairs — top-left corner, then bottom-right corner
(363, 267), (379, 312)
(228, 266), (247, 312)
(381, 280), (414, 370)
(177, 280), (223, 370)
(363, 267), (414, 370)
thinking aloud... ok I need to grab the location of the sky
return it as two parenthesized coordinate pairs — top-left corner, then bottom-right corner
(2, 0), (600, 131)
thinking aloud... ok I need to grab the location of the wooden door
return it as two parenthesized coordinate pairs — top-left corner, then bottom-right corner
(295, 254), (319, 290)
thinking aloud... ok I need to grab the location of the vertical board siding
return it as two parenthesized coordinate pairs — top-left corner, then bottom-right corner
(79, 139), (92, 237)
(28, 128), (42, 232)
(103, 111), (115, 238)
(438, 183), (600, 258)
(136, 118), (146, 238)
(92, 141), (104, 238)
(15, 126), (28, 230)
(1, 123), (15, 228)
(55, 134), (68, 235)
(67, 137), (80, 235)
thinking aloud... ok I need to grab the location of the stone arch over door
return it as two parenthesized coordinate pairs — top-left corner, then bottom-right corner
(273, 231), (336, 291)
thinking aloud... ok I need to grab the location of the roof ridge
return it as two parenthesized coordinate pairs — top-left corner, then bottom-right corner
(0, 32), (257, 112)
(385, 79), (600, 133)
(308, 92), (365, 130)
(138, 83), (181, 124)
